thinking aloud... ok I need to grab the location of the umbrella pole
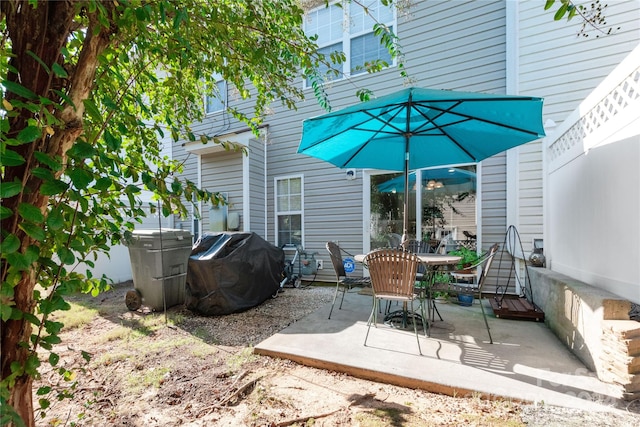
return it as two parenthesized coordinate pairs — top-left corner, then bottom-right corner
(402, 136), (410, 244)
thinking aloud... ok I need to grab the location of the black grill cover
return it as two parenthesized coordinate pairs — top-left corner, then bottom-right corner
(185, 232), (285, 315)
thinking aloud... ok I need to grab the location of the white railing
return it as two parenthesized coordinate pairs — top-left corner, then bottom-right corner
(547, 43), (640, 171)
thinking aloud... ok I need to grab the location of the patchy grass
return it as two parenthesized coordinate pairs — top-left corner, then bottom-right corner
(51, 303), (99, 330)
(227, 347), (258, 372)
(127, 365), (172, 391)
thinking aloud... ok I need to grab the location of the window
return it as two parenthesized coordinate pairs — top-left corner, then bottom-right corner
(348, 0), (394, 75)
(275, 176), (303, 247)
(304, 0), (395, 84)
(204, 79), (227, 114)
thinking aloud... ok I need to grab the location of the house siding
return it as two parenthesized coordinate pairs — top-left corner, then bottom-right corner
(248, 137), (267, 238)
(259, 0), (510, 282)
(171, 1), (511, 284)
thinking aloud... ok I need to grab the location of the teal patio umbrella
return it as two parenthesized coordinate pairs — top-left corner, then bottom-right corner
(297, 87), (545, 241)
(376, 167), (476, 194)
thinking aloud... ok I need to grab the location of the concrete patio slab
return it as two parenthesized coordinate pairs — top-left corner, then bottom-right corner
(254, 288), (625, 412)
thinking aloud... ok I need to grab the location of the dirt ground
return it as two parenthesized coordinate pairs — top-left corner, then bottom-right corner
(35, 281), (639, 427)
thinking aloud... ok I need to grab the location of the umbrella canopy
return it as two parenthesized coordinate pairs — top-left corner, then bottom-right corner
(377, 167), (476, 194)
(297, 87), (545, 240)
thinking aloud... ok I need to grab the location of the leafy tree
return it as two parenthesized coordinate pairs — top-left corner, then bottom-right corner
(0, 1), (405, 425)
(545, 0), (620, 37)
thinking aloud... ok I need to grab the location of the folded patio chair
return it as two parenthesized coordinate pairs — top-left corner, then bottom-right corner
(363, 248), (426, 355)
(326, 241), (371, 319)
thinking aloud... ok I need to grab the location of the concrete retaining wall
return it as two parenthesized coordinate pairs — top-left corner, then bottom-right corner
(529, 268), (639, 399)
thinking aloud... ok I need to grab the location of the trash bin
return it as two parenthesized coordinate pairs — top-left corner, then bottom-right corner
(125, 228), (193, 311)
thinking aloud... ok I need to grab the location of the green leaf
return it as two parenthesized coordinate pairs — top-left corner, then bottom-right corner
(37, 386), (52, 396)
(135, 6), (148, 21)
(0, 205), (13, 220)
(17, 126), (41, 143)
(31, 167), (55, 181)
(51, 63), (68, 78)
(554, 3), (568, 20)
(2, 80), (37, 99)
(171, 179), (182, 193)
(44, 320), (63, 334)
(0, 179), (22, 198)
(26, 50), (51, 74)
(18, 204), (44, 223)
(52, 89), (75, 108)
(82, 99), (103, 124)
(68, 168), (93, 189)
(93, 177), (112, 191)
(104, 129), (121, 151)
(25, 353), (41, 377)
(544, 0), (555, 10)
(46, 209), (65, 230)
(5, 252), (31, 271)
(0, 234), (20, 254)
(42, 334), (62, 346)
(48, 352), (60, 367)
(8, 307), (22, 320)
(67, 141), (97, 159)
(57, 247), (75, 265)
(81, 351), (91, 362)
(23, 312), (40, 326)
(39, 295), (70, 315)
(40, 180), (69, 196)
(18, 222), (46, 242)
(38, 398), (50, 410)
(34, 151), (62, 171)
(0, 304), (12, 321)
(0, 149), (25, 166)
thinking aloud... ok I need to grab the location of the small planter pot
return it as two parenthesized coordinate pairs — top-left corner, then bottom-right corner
(457, 293), (474, 307)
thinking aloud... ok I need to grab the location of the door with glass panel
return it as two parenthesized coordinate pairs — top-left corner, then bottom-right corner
(369, 166), (477, 251)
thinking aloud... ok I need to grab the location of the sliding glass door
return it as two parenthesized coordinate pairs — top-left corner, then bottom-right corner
(369, 165), (477, 250)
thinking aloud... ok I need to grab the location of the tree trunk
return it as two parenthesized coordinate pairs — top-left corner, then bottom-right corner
(1, 2), (115, 425)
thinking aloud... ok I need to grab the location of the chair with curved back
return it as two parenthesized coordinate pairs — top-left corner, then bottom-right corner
(450, 243), (500, 343)
(326, 241), (371, 319)
(401, 239), (433, 254)
(363, 248), (425, 355)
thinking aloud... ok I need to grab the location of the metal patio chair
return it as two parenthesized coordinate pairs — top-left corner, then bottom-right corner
(450, 243), (500, 343)
(326, 241), (371, 319)
(363, 248), (426, 355)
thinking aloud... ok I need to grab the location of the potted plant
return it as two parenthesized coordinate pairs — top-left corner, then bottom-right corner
(448, 246), (480, 273)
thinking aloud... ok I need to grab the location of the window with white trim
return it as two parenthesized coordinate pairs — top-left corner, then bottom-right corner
(304, 0), (395, 85)
(204, 79), (227, 114)
(275, 175), (303, 247)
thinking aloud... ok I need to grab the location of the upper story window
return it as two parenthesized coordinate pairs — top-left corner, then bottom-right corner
(204, 79), (227, 114)
(304, 0), (395, 85)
